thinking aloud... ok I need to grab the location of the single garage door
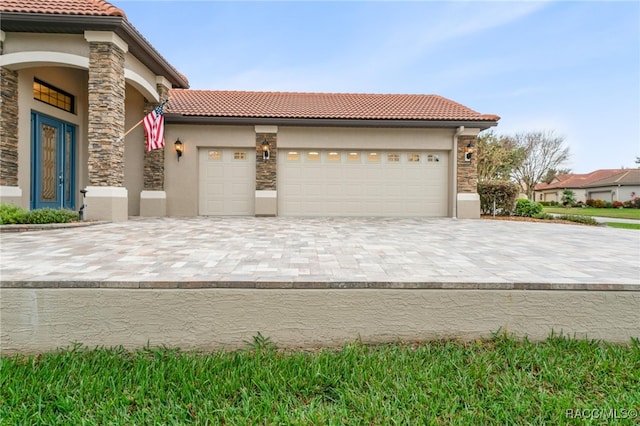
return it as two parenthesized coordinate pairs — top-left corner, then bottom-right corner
(199, 148), (255, 215)
(279, 150), (448, 216)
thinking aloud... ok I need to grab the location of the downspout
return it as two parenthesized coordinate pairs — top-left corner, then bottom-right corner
(452, 126), (464, 219)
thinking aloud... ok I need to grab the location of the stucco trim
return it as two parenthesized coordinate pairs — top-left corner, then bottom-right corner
(84, 186), (128, 198)
(0, 51), (89, 70)
(0, 186), (22, 197)
(84, 30), (128, 53)
(124, 69), (159, 102)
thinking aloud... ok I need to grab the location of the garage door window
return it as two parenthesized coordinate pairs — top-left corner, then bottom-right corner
(367, 152), (380, 163)
(208, 150), (222, 161)
(347, 152), (360, 162)
(328, 152), (341, 162)
(307, 151), (320, 161)
(234, 151), (247, 160)
(427, 154), (440, 163)
(387, 153), (400, 163)
(287, 151), (300, 161)
(408, 153), (421, 163)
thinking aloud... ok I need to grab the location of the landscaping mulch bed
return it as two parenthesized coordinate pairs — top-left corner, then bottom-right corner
(481, 215), (601, 226)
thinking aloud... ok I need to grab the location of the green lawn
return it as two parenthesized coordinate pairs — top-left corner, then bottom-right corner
(544, 207), (640, 220)
(1, 335), (639, 424)
(606, 222), (640, 230)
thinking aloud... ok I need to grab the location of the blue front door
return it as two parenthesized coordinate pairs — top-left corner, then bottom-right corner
(31, 112), (76, 210)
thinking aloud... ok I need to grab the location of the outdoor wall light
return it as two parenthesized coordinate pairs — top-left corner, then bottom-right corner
(464, 142), (474, 162)
(175, 138), (184, 161)
(261, 139), (270, 160)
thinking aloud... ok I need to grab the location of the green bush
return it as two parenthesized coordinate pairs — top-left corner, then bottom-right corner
(532, 212), (554, 220)
(556, 214), (599, 225)
(0, 204), (78, 225)
(539, 201), (559, 207)
(561, 189), (576, 207)
(478, 180), (520, 215)
(514, 198), (543, 217)
(0, 204), (29, 224)
(27, 208), (79, 224)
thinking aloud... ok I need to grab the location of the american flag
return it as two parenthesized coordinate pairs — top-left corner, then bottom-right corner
(143, 101), (167, 152)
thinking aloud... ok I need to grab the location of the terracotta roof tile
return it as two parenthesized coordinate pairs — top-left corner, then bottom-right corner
(167, 90), (500, 122)
(1, 0), (126, 17)
(535, 169), (631, 190)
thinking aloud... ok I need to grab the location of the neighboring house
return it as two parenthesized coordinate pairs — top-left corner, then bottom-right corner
(534, 169), (640, 203)
(0, 0), (499, 221)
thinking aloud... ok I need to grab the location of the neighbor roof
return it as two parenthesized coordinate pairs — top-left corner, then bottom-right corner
(167, 90), (500, 127)
(0, 0), (189, 89)
(535, 169), (636, 191)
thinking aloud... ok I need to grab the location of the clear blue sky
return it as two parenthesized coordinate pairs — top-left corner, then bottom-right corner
(116, 0), (639, 173)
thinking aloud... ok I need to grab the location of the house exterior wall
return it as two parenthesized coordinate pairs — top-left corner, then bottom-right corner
(164, 124), (256, 216)
(1, 31), (166, 217)
(585, 185), (640, 202)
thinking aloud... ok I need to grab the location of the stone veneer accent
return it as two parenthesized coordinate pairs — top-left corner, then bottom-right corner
(256, 133), (277, 190)
(143, 83), (170, 191)
(0, 67), (19, 187)
(87, 41), (126, 186)
(457, 135), (478, 193)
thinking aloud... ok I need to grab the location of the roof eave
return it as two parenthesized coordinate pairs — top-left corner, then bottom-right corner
(164, 114), (499, 129)
(1, 12), (189, 89)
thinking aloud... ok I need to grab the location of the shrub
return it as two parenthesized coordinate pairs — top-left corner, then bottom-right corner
(0, 204), (79, 225)
(591, 199), (607, 208)
(539, 201), (559, 207)
(604, 201), (612, 208)
(0, 204), (29, 224)
(556, 215), (599, 225)
(612, 201), (624, 208)
(561, 189), (577, 207)
(478, 180), (520, 215)
(26, 208), (79, 224)
(585, 198), (594, 207)
(532, 212), (554, 220)
(515, 198), (543, 217)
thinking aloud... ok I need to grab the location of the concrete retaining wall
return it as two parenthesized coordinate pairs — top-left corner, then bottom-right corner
(1, 288), (638, 354)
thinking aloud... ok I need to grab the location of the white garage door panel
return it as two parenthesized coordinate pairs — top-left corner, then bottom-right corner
(199, 148), (255, 216)
(279, 150), (448, 217)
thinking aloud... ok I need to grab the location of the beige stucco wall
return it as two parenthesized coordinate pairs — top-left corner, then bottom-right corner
(1, 288), (638, 354)
(164, 124), (256, 216)
(2, 33), (90, 57)
(123, 85), (146, 216)
(278, 127), (453, 150)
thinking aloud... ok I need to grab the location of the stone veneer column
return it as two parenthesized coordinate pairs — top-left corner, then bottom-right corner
(84, 32), (128, 221)
(456, 134), (480, 219)
(140, 78), (171, 217)
(255, 127), (278, 216)
(0, 65), (23, 206)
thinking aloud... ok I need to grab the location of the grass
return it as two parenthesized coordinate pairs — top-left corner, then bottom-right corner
(606, 222), (640, 230)
(543, 207), (640, 220)
(1, 334), (639, 424)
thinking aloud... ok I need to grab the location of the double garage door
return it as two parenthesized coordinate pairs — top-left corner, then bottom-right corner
(278, 150), (449, 217)
(199, 148), (449, 216)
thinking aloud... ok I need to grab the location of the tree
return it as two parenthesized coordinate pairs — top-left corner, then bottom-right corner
(561, 189), (576, 207)
(508, 130), (571, 200)
(542, 167), (572, 184)
(477, 131), (525, 182)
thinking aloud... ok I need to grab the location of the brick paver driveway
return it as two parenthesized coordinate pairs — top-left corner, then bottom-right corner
(1, 217), (639, 287)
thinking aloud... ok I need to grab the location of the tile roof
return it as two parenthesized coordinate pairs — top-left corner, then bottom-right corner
(535, 169), (635, 190)
(167, 90), (500, 122)
(0, 0), (125, 17)
(588, 169), (640, 187)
